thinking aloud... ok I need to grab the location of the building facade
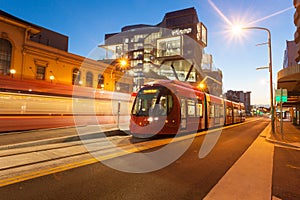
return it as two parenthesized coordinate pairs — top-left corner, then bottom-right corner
(201, 53), (223, 96)
(278, 39), (300, 125)
(99, 7), (224, 94)
(279, 2), (300, 125)
(283, 40), (298, 68)
(0, 10), (132, 93)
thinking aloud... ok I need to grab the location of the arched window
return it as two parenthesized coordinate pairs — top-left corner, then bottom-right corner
(0, 39), (12, 75)
(86, 71), (93, 87)
(72, 68), (81, 85)
(97, 74), (104, 89)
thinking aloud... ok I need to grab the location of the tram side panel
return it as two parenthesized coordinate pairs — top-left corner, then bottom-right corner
(232, 101), (241, 123)
(224, 99), (233, 125)
(240, 103), (246, 122)
(205, 94), (225, 129)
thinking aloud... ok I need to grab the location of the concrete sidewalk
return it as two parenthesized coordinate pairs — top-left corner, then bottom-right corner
(266, 120), (300, 148)
(204, 124), (274, 200)
(204, 121), (300, 200)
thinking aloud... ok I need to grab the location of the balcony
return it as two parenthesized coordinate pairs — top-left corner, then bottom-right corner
(277, 64), (300, 94)
(278, 64), (300, 80)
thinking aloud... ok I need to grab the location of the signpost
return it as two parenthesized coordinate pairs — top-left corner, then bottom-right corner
(275, 88), (287, 135)
(275, 89), (287, 103)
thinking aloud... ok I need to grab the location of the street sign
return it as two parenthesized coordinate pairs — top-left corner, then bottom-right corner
(275, 96), (287, 102)
(275, 89), (287, 102)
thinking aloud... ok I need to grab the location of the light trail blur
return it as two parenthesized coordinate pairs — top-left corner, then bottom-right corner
(0, 92), (132, 132)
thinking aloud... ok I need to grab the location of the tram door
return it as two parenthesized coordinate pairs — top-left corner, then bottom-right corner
(180, 98), (187, 130)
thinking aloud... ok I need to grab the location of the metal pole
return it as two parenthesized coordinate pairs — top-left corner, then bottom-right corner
(243, 27), (274, 133)
(267, 29), (275, 134)
(280, 88), (283, 135)
(117, 101), (120, 129)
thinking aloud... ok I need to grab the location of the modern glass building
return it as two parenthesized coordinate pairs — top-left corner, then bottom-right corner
(99, 7), (214, 93)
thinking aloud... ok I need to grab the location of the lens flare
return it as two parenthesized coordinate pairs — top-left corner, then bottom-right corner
(207, 0), (232, 26)
(248, 6), (293, 25)
(231, 24), (243, 35)
(207, 0), (293, 46)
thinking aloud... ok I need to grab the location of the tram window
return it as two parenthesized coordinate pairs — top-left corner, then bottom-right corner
(132, 87), (173, 116)
(158, 96), (167, 115)
(226, 106), (232, 116)
(234, 108), (238, 117)
(209, 104), (215, 117)
(132, 94), (158, 116)
(187, 99), (196, 117)
(167, 95), (173, 113)
(181, 99), (187, 119)
(219, 106), (224, 117)
(215, 105), (220, 117)
(196, 100), (203, 117)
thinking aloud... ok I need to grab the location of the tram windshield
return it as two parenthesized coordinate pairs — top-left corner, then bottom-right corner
(131, 87), (173, 116)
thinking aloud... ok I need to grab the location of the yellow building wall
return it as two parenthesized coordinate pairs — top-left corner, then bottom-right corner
(0, 21), (25, 77)
(0, 17), (133, 93)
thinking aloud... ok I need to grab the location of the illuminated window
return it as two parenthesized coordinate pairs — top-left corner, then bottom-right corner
(226, 106), (232, 117)
(209, 104), (215, 117)
(188, 99), (196, 117)
(0, 38), (12, 75)
(197, 23), (207, 46)
(196, 100), (203, 117)
(86, 71), (93, 87)
(234, 108), (239, 117)
(36, 66), (46, 80)
(157, 36), (181, 57)
(97, 74), (104, 89)
(219, 106), (224, 117)
(214, 105), (220, 117)
(72, 68), (81, 85)
(132, 87), (172, 116)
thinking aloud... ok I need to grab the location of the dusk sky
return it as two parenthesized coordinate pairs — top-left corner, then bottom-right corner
(1, 0), (295, 105)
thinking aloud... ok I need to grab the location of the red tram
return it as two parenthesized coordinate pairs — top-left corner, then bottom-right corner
(129, 80), (245, 137)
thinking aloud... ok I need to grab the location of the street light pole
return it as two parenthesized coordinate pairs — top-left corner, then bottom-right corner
(243, 27), (274, 134)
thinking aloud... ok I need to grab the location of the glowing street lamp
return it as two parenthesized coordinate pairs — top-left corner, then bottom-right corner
(117, 58), (129, 70)
(10, 69), (16, 78)
(49, 75), (55, 83)
(111, 58), (129, 78)
(198, 82), (206, 90)
(232, 26), (275, 133)
(120, 58), (128, 68)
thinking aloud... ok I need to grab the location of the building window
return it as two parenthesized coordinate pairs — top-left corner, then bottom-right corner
(0, 38), (12, 75)
(36, 66), (46, 80)
(72, 68), (81, 85)
(97, 74), (104, 89)
(86, 71), (93, 87)
(115, 82), (130, 93)
(157, 36), (181, 57)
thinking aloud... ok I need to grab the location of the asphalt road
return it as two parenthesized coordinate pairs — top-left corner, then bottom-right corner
(0, 119), (269, 200)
